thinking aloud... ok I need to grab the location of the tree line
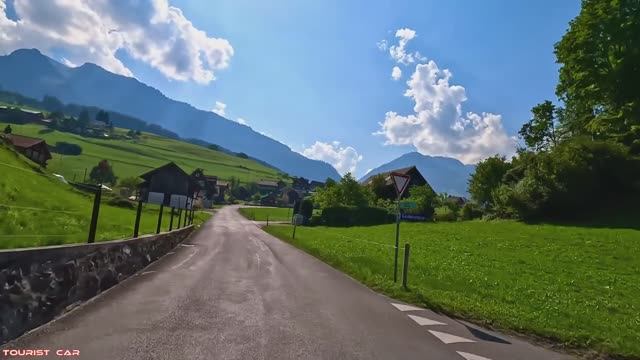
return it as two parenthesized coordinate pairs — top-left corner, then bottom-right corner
(468, 0), (640, 221)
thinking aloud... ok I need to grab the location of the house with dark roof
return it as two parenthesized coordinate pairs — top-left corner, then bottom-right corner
(362, 165), (433, 199)
(2, 134), (52, 166)
(137, 162), (198, 205)
(257, 180), (280, 193)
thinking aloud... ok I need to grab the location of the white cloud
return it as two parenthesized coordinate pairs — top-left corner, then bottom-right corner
(376, 39), (388, 51)
(302, 141), (363, 175)
(212, 101), (226, 116)
(375, 60), (516, 164)
(385, 28), (425, 65)
(236, 117), (247, 125)
(0, 0), (233, 84)
(391, 66), (402, 81)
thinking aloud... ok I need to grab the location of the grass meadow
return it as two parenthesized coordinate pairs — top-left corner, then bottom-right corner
(1, 122), (282, 183)
(0, 145), (210, 249)
(238, 207), (293, 221)
(265, 220), (640, 358)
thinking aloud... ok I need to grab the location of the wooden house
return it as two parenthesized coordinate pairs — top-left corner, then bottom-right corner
(138, 162), (198, 206)
(3, 134), (52, 166)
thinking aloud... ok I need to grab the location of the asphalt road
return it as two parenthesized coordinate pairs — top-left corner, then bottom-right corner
(3, 206), (573, 360)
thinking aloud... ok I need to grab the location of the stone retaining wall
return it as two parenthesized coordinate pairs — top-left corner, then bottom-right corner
(0, 226), (194, 344)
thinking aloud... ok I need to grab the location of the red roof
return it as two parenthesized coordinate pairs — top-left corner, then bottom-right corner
(5, 134), (46, 148)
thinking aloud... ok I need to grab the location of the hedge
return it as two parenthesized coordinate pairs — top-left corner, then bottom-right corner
(320, 206), (394, 227)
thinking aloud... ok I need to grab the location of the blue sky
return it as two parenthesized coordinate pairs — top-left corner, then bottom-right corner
(0, 0), (581, 177)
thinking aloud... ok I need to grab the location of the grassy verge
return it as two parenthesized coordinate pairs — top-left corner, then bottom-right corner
(264, 221), (640, 358)
(0, 145), (211, 249)
(239, 207), (293, 221)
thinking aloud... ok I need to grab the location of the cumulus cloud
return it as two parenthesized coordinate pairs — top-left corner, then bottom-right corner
(0, 0), (233, 83)
(385, 28), (425, 65)
(302, 141), (363, 175)
(391, 66), (402, 81)
(236, 117), (247, 125)
(212, 101), (226, 116)
(375, 60), (516, 164)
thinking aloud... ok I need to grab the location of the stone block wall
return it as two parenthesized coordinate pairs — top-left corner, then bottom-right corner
(0, 226), (194, 344)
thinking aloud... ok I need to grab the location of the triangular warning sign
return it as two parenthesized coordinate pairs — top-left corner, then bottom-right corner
(391, 173), (410, 196)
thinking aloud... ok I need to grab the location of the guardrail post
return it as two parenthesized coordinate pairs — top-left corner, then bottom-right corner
(402, 243), (411, 289)
(156, 204), (164, 234)
(133, 198), (143, 238)
(177, 208), (182, 229)
(87, 185), (102, 243)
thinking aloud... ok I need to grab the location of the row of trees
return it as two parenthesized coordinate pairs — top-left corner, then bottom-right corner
(310, 173), (470, 224)
(468, 0), (640, 221)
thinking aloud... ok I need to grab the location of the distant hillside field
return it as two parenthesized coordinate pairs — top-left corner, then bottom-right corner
(0, 49), (341, 181)
(0, 145), (210, 249)
(1, 122), (284, 184)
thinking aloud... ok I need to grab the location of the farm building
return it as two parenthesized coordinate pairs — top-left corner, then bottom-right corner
(138, 162), (198, 205)
(362, 165), (434, 199)
(0, 106), (45, 124)
(257, 180), (280, 193)
(2, 133), (52, 166)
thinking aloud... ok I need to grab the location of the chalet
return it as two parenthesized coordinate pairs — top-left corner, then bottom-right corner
(0, 106), (44, 124)
(2, 134), (52, 166)
(260, 192), (278, 206)
(446, 195), (468, 206)
(257, 180), (279, 193)
(280, 187), (301, 205)
(292, 177), (310, 191)
(362, 165), (433, 199)
(138, 162), (198, 205)
(309, 180), (324, 191)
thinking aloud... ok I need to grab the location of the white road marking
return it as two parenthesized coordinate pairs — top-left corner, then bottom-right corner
(167, 252), (175, 255)
(141, 271), (156, 275)
(428, 330), (475, 344)
(457, 351), (493, 360)
(180, 244), (195, 247)
(171, 248), (199, 270)
(391, 303), (424, 312)
(407, 314), (446, 326)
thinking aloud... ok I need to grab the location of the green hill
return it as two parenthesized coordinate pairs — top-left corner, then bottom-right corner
(1, 122), (286, 184)
(0, 144), (209, 249)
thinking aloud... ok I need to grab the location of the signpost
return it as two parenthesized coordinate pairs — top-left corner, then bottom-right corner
(391, 172), (411, 282)
(399, 201), (417, 209)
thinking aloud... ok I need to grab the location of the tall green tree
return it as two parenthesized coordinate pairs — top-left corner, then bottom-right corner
(96, 110), (110, 125)
(554, 0), (640, 139)
(339, 173), (369, 207)
(89, 160), (117, 186)
(78, 109), (90, 130)
(468, 155), (512, 208)
(519, 100), (561, 151)
(407, 185), (436, 218)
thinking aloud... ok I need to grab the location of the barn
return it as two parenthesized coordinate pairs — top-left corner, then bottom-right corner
(3, 134), (52, 166)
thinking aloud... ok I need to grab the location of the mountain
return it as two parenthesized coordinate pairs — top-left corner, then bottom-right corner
(360, 152), (476, 196)
(0, 49), (341, 181)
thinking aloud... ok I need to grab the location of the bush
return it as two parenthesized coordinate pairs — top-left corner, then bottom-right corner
(460, 203), (483, 220)
(107, 197), (135, 209)
(321, 206), (393, 227)
(492, 138), (640, 220)
(434, 206), (457, 222)
(309, 214), (323, 226)
(51, 141), (82, 155)
(300, 199), (314, 221)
